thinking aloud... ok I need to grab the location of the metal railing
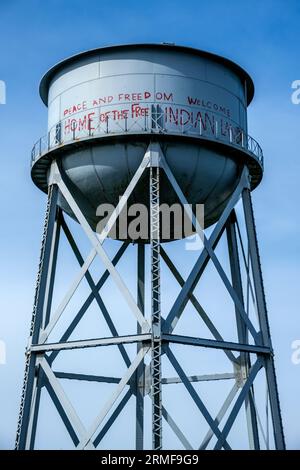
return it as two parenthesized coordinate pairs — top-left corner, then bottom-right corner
(31, 104), (264, 168)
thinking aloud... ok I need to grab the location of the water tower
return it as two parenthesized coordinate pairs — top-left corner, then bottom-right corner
(16, 44), (285, 450)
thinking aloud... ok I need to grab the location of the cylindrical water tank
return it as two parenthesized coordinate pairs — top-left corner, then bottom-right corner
(31, 43), (263, 240)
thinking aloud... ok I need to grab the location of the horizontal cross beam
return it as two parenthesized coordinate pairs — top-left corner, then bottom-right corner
(31, 334), (152, 353)
(162, 334), (272, 355)
(30, 333), (272, 356)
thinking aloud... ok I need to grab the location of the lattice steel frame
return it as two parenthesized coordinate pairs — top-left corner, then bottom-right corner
(16, 143), (285, 450)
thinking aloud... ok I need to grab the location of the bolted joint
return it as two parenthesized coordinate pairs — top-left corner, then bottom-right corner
(146, 142), (163, 168)
(49, 162), (62, 185)
(234, 361), (248, 388)
(34, 364), (40, 377)
(152, 323), (161, 340)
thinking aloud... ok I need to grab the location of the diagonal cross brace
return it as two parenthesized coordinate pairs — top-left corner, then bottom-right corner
(160, 246), (238, 364)
(214, 358), (263, 449)
(163, 172), (249, 334)
(60, 215), (131, 368)
(161, 153), (258, 342)
(41, 247), (97, 342)
(162, 405), (193, 450)
(199, 383), (239, 449)
(77, 346), (150, 449)
(48, 241), (129, 365)
(51, 159), (150, 333)
(165, 347), (231, 450)
(40, 357), (95, 449)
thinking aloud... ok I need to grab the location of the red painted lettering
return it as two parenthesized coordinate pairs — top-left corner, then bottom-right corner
(156, 92), (173, 101)
(131, 103), (149, 118)
(87, 112), (95, 130)
(187, 96), (198, 105)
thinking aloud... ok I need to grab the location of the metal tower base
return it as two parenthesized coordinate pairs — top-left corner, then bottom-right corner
(16, 144), (285, 450)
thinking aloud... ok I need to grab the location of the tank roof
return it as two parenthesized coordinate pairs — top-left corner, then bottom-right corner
(39, 43), (255, 106)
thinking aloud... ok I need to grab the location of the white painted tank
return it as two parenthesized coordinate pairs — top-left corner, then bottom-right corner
(31, 44), (263, 240)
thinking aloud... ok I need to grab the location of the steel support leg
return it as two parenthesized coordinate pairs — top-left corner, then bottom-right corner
(242, 188), (285, 449)
(43, 208), (61, 328)
(16, 184), (59, 449)
(226, 211), (260, 450)
(150, 165), (162, 450)
(27, 371), (44, 450)
(136, 244), (145, 449)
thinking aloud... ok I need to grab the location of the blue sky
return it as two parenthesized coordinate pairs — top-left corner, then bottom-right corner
(0, 0), (299, 449)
